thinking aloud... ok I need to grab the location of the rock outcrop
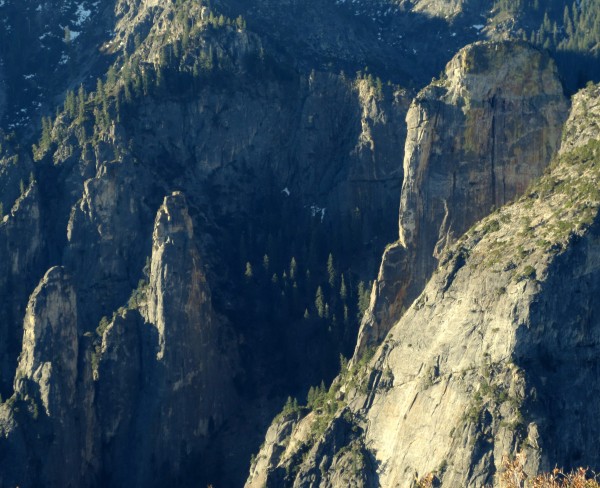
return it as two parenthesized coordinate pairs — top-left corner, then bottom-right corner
(94, 192), (238, 487)
(355, 41), (568, 357)
(143, 191), (238, 478)
(246, 82), (600, 488)
(0, 146), (44, 397)
(0, 267), (96, 488)
(412, 0), (482, 18)
(0, 194), (240, 488)
(15, 267), (79, 419)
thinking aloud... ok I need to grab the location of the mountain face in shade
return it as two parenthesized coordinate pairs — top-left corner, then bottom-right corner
(0, 0), (599, 487)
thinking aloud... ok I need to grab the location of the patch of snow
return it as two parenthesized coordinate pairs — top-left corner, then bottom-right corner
(75, 4), (92, 26)
(309, 205), (326, 222)
(472, 24), (484, 30)
(70, 30), (81, 40)
(23, 74), (35, 80)
(282, 187), (290, 196)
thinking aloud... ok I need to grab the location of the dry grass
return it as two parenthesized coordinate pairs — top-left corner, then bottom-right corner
(501, 454), (600, 488)
(414, 455), (599, 488)
(417, 473), (435, 487)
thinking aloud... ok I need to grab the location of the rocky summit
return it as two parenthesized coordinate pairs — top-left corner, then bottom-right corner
(0, 0), (599, 487)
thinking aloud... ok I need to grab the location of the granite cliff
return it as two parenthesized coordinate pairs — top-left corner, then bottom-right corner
(0, 0), (599, 487)
(246, 74), (600, 488)
(355, 40), (568, 357)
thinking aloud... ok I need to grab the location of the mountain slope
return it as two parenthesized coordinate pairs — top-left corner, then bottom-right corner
(246, 81), (600, 488)
(0, 1), (412, 486)
(0, 1), (598, 487)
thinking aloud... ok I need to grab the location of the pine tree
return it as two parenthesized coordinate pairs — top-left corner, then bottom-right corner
(307, 386), (315, 406)
(340, 274), (347, 301)
(182, 19), (191, 50)
(107, 66), (117, 87)
(290, 257), (297, 280)
(357, 281), (370, 318)
(64, 90), (76, 118)
(282, 396), (299, 415)
(40, 116), (52, 149)
(156, 67), (165, 92)
(375, 77), (383, 100)
(564, 5), (574, 36)
(115, 90), (122, 123)
(262, 254), (270, 272)
(245, 262), (253, 280)
(315, 286), (325, 318)
(142, 68), (150, 96)
(96, 78), (104, 104)
(327, 253), (336, 287)
(235, 15), (246, 30)
(542, 12), (551, 34)
(77, 85), (86, 122)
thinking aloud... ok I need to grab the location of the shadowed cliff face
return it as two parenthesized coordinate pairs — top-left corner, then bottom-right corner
(0, 2), (411, 486)
(354, 41), (568, 358)
(0, 142), (44, 397)
(93, 192), (238, 487)
(0, 197), (237, 487)
(246, 82), (600, 488)
(0, 267), (97, 488)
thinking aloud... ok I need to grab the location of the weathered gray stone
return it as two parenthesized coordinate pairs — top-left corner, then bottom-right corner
(355, 41), (568, 358)
(247, 81), (600, 488)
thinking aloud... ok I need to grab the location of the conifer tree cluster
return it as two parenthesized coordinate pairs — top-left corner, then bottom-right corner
(493, 0), (600, 90)
(31, 2), (253, 160)
(231, 195), (385, 415)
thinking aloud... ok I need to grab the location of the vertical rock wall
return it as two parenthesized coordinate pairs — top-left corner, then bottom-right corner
(355, 41), (568, 358)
